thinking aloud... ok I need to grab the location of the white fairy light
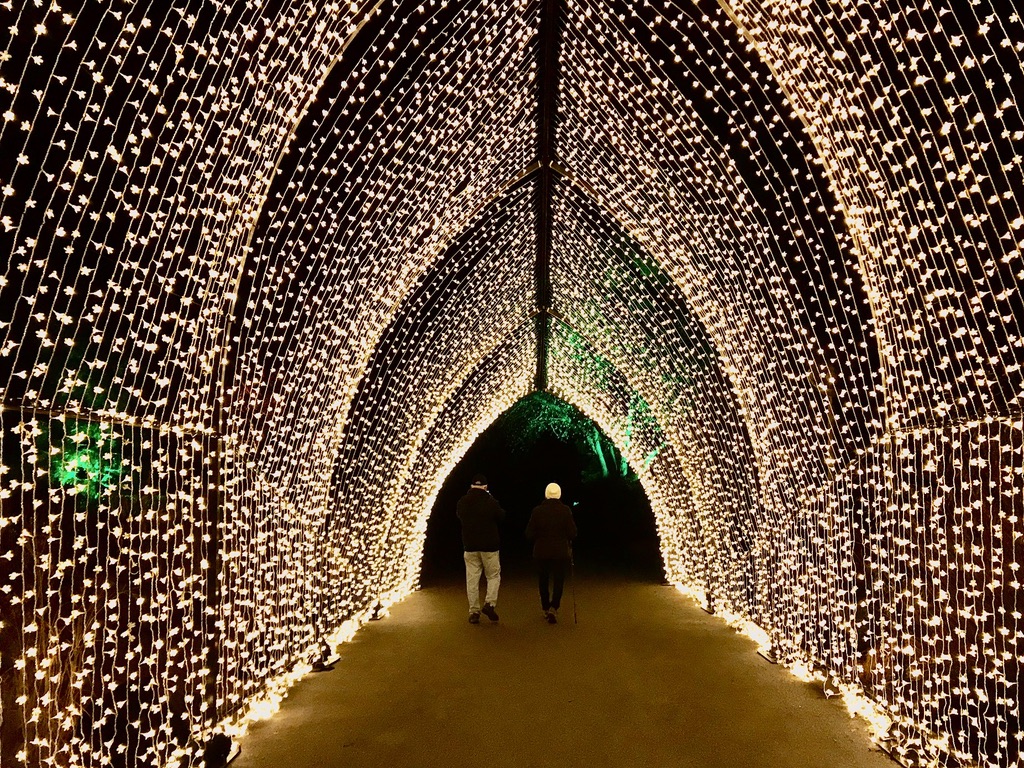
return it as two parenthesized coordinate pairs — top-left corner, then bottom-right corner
(1, 0), (1021, 767)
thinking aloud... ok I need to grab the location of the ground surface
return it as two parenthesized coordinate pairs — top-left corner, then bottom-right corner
(232, 575), (894, 768)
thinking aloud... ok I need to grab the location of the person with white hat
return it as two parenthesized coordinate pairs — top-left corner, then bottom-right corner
(525, 482), (577, 624)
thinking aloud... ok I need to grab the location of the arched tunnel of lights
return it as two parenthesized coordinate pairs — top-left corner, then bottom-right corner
(0, 0), (1021, 766)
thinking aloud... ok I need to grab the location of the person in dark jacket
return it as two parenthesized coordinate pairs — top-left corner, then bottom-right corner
(525, 482), (577, 624)
(456, 473), (506, 623)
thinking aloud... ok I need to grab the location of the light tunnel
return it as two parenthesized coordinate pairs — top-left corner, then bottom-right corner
(0, 1), (1022, 767)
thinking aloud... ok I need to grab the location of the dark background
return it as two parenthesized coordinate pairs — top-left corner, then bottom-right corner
(419, 396), (664, 585)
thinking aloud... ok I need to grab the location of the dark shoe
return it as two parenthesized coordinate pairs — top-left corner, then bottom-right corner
(546, 608), (557, 624)
(482, 604), (499, 622)
(469, 612), (480, 624)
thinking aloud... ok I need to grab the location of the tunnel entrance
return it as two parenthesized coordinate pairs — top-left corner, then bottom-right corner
(420, 392), (664, 586)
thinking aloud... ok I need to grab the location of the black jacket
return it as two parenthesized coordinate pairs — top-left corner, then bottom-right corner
(525, 499), (577, 560)
(456, 487), (505, 552)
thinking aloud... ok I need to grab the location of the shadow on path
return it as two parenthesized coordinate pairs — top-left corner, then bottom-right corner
(233, 576), (892, 768)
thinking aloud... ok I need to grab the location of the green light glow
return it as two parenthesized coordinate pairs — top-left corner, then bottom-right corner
(499, 391), (638, 482)
(48, 421), (124, 501)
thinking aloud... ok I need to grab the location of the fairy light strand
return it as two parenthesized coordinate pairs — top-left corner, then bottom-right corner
(1, 0), (1021, 767)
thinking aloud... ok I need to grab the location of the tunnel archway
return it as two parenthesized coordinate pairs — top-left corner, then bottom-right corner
(1, 2), (1022, 768)
(419, 390), (665, 585)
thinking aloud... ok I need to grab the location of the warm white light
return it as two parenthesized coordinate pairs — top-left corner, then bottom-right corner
(1, 0), (1021, 767)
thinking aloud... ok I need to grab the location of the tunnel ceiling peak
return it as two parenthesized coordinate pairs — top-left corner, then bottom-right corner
(1, 2), (1023, 768)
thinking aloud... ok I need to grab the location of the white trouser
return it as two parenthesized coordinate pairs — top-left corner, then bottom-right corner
(464, 551), (501, 613)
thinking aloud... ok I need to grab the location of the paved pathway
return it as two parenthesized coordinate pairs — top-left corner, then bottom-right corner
(233, 576), (893, 768)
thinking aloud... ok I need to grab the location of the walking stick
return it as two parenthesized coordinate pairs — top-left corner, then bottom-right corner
(570, 553), (577, 624)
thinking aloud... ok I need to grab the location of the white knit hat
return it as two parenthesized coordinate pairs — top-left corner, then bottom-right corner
(545, 482), (561, 499)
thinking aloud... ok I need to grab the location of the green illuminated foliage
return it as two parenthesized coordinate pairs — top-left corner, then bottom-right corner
(498, 391), (639, 482)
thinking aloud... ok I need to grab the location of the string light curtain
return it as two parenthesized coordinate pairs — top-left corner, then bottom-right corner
(319, 179), (536, 627)
(0, 0), (541, 764)
(399, 322), (538, 580)
(213, 0), (539, 706)
(0, 2), (368, 765)
(550, 177), (762, 613)
(1, 1), (1021, 768)
(545, 319), (710, 600)
(717, 0), (1024, 761)
(553, 0), (1022, 765)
